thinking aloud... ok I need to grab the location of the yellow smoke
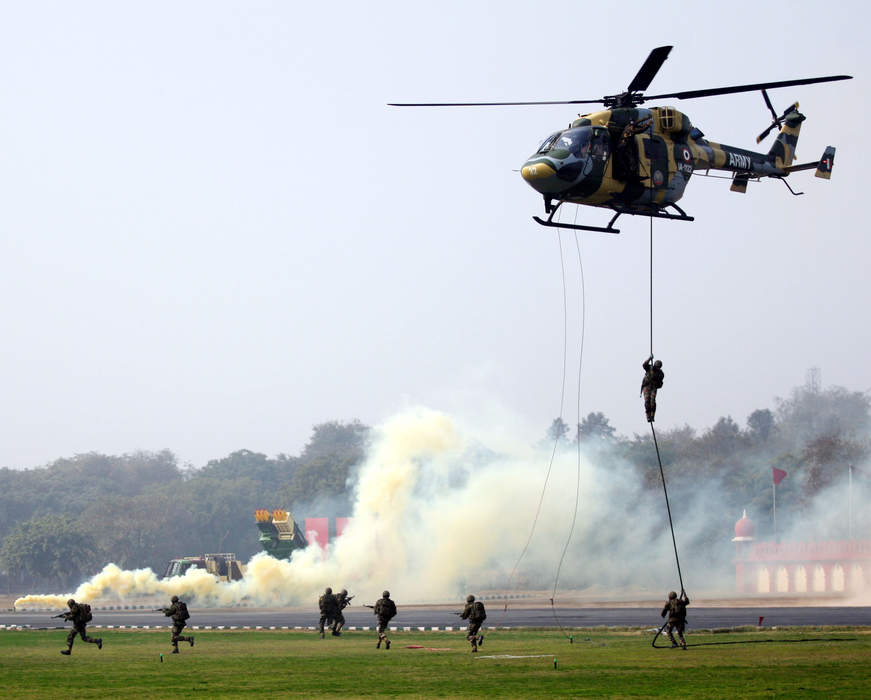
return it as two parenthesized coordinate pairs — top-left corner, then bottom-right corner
(15, 407), (476, 608)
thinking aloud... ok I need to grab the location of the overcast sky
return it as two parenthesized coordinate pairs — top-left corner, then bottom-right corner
(0, 1), (867, 470)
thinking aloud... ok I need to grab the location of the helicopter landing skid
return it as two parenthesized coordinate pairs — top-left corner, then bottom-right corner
(532, 202), (694, 234)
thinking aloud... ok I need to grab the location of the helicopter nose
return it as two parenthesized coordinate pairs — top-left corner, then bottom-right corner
(521, 160), (563, 194)
(521, 161), (556, 183)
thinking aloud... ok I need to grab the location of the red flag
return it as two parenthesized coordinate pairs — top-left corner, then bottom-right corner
(772, 467), (787, 485)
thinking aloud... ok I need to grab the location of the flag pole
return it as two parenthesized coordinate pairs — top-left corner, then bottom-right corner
(772, 479), (777, 541)
(848, 464), (853, 541)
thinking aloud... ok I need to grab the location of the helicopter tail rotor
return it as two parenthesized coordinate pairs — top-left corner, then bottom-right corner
(756, 91), (800, 143)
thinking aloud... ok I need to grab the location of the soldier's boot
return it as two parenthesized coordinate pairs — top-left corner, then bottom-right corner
(376, 639), (381, 649)
(680, 636), (687, 650)
(667, 632), (678, 648)
(172, 647), (180, 654)
(189, 636), (195, 647)
(477, 635), (484, 647)
(96, 638), (102, 650)
(385, 639), (391, 650)
(60, 649), (71, 655)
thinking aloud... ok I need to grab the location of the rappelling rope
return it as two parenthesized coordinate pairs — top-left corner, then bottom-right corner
(548, 224), (586, 642)
(499, 207), (570, 624)
(645, 167), (686, 600)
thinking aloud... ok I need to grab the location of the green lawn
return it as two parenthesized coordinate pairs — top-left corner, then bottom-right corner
(1, 627), (868, 698)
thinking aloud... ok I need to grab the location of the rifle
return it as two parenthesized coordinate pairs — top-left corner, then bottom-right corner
(51, 613), (70, 620)
(364, 604), (375, 609)
(153, 608), (169, 614)
(452, 611), (463, 616)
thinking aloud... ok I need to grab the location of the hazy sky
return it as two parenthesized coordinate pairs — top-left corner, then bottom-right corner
(0, 1), (867, 470)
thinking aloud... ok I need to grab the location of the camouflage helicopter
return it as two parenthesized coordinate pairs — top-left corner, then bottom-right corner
(390, 46), (851, 233)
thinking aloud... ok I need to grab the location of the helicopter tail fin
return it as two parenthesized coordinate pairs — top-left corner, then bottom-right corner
(766, 107), (805, 169)
(814, 146), (835, 179)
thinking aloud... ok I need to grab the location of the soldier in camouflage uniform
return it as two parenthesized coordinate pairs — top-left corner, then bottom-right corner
(641, 355), (664, 422)
(162, 595), (194, 653)
(318, 587), (339, 639)
(331, 588), (353, 636)
(60, 598), (102, 655)
(660, 590), (690, 649)
(460, 594), (487, 653)
(373, 590), (396, 649)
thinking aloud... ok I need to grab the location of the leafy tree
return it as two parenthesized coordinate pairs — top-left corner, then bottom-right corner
(746, 409), (775, 442)
(576, 412), (616, 442)
(0, 515), (101, 589)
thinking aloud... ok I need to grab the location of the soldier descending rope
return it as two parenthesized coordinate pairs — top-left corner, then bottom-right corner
(640, 355), (664, 422)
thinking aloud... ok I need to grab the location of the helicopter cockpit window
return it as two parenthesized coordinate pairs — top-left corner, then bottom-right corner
(536, 132), (562, 154)
(590, 129), (609, 159)
(553, 127), (592, 158)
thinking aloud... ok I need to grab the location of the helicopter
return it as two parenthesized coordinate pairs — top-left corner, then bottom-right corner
(390, 46), (851, 233)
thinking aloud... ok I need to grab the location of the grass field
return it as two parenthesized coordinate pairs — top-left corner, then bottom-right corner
(1, 627), (869, 698)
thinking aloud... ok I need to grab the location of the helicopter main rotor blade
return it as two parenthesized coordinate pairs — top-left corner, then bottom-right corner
(626, 45), (672, 94)
(644, 74), (852, 102)
(387, 99), (604, 107)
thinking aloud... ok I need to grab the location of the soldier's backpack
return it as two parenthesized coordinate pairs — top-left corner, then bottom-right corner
(377, 598), (397, 620)
(177, 601), (190, 620)
(472, 601), (487, 621)
(79, 603), (93, 623)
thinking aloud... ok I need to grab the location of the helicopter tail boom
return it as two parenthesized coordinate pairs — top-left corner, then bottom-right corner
(781, 146), (836, 179)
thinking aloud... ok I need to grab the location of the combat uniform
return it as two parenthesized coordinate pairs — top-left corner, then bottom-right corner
(332, 589), (352, 636)
(460, 595), (487, 652)
(60, 599), (102, 655)
(163, 596), (194, 652)
(660, 591), (690, 649)
(641, 357), (665, 422)
(373, 591), (397, 649)
(318, 588), (339, 638)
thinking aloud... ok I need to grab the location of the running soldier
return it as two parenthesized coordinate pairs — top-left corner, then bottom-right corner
(460, 594), (487, 653)
(318, 587), (339, 639)
(660, 590), (690, 649)
(373, 590), (396, 649)
(641, 355), (665, 422)
(59, 598), (102, 655)
(332, 588), (353, 636)
(161, 595), (194, 653)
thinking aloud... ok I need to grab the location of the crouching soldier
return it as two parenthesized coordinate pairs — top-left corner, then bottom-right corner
(163, 595), (194, 653)
(460, 594), (487, 653)
(332, 588), (353, 636)
(60, 598), (102, 655)
(661, 590), (690, 649)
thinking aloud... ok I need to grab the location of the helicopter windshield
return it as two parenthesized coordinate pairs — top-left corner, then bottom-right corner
(553, 128), (592, 157)
(536, 132), (562, 154)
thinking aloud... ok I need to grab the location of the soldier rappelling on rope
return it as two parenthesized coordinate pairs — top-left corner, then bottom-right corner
(641, 355), (664, 422)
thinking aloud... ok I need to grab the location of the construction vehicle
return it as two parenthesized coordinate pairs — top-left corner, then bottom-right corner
(162, 553), (245, 581)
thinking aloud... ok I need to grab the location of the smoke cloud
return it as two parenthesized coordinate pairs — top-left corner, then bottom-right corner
(14, 406), (870, 609)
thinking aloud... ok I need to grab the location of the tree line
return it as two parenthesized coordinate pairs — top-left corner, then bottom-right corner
(2, 380), (868, 592)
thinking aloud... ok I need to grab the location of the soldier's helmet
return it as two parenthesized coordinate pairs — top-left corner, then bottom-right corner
(325, 587), (332, 595)
(340, 589), (347, 596)
(171, 595), (179, 603)
(382, 590), (390, 598)
(654, 360), (663, 368)
(668, 591), (677, 599)
(466, 594), (475, 603)
(67, 598), (75, 607)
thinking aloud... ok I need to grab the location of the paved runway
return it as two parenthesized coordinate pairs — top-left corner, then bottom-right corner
(3, 606), (870, 630)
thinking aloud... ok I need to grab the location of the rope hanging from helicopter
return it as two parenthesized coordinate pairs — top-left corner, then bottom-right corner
(547, 214), (585, 642)
(496, 206), (586, 643)
(642, 155), (688, 635)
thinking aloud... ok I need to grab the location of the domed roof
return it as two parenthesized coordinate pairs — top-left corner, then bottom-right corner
(734, 509), (755, 539)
